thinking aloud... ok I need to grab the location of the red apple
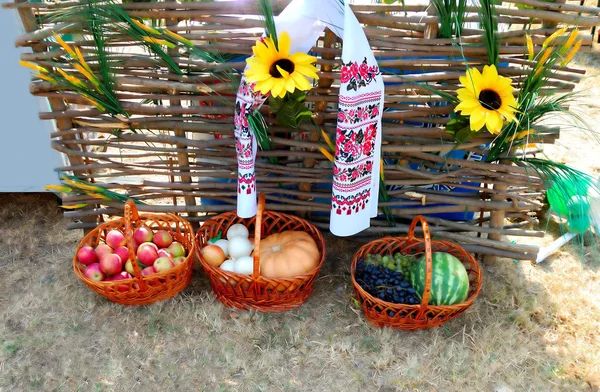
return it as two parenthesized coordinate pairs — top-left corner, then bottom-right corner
(77, 246), (97, 265)
(173, 256), (186, 266)
(105, 271), (132, 292)
(153, 230), (173, 248)
(138, 242), (158, 252)
(106, 230), (126, 249)
(99, 254), (123, 276)
(114, 246), (130, 264)
(157, 249), (174, 260)
(95, 243), (113, 259)
(167, 242), (186, 258)
(153, 256), (174, 273)
(137, 244), (158, 266)
(133, 226), (153, 245)
(141, 266), (155, 276)
(84, 263), (104, 281)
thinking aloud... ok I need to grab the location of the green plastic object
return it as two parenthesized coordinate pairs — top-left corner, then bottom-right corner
(566, 195), (591, 234)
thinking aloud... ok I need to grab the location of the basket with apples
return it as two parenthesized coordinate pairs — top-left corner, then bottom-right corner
(196, 194), (325, 312)
(73, 200), (194, 305)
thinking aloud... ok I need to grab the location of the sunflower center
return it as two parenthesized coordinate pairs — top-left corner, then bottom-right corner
(478, 89), (502, 110)
(269, 59), (295, 78)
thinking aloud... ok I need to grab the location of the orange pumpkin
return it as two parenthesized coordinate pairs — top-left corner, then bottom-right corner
(258, 231), (320, 278)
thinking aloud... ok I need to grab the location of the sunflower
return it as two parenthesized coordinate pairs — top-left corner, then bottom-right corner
(245, 31), (318, 98)
(455, 65), (517, 134)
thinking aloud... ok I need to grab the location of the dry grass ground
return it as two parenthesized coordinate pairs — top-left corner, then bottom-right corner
(2, 43), (600, 392)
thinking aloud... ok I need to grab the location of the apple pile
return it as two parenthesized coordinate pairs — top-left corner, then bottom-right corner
(77, 226), (187, 283)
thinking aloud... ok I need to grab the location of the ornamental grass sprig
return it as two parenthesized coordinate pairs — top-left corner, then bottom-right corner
(430, 0), (467, 39)
(21, 30), (127, 117)
(486, 27), (585, 161)
(45, 173), (145, 210)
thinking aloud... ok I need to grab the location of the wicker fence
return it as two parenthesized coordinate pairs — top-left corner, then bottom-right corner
(6, 0), (600, 260)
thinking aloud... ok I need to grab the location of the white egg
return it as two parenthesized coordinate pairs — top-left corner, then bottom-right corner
(228, 237), (254, 260)
(226, 223), (250, 240)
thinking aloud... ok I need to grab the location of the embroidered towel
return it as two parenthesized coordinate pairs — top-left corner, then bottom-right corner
(234, 0), (384, 236)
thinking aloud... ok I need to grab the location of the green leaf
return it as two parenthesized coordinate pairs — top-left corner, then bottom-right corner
(275, 100), (312, 128)
(209, 231), (222, 243)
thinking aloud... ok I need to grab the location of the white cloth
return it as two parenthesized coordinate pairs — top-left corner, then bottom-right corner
(234, 0), (384, 236)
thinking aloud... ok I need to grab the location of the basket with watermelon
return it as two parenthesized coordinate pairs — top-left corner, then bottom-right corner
(351, 216), (482, 330)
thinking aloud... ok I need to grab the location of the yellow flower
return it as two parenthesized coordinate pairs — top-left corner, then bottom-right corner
(245, 32), (318, 98)
(380, 159), (384, 181)
(454, 65), (517, 134)
(560, 39), (582, 67)
(542, 27), (567, 50)
(53, 33), (77, 58)
(20, 61), (47, 73)
(142, 36), (176, 48)
(132, 19), (161, 35)
(526, 34), (534, 61)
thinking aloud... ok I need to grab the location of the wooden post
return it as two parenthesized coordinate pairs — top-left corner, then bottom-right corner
(487, 160), (511, 262)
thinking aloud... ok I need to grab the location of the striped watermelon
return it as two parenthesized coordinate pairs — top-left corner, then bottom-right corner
(409, 252), (469, 306)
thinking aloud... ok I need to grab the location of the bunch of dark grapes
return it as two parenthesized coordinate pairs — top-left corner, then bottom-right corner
(355, 255), (420, 309)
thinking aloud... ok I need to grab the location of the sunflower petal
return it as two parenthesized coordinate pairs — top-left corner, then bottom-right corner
(469, 109), (487, 131)
(276, 65), (290, 79)
(295, 64), (318, 79)
(485, 111), (503, 134)
(271, 79), (286, 98)
(255, 77), (276, 95)
(284, 76), (296, 93)
(289, 52), (318, 65)
(278, 31), (291, 58)
(290, 71), (311, 91)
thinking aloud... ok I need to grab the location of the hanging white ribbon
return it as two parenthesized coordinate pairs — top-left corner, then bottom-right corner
(234, 0), (384, 236)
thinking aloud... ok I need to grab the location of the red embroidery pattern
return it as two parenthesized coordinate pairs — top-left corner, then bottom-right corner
(235, 79), (268, 202)
(337, 103), (380, 124)
(332, 60), (382, 217)
(238, 173), (256, 194)
(332, 189), (371, 215)
(340, 58), (380, 91)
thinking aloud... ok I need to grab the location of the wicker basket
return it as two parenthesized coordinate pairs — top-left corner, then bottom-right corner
(73, 200), (195, 305)
(351, 216), (482, 330)
(196, 194), (325, 312)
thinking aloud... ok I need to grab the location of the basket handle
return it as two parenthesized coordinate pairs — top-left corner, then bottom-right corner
(407, 215), (433, 307)
(124, 200), (143, 279)
(251, 193), (266, 279)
